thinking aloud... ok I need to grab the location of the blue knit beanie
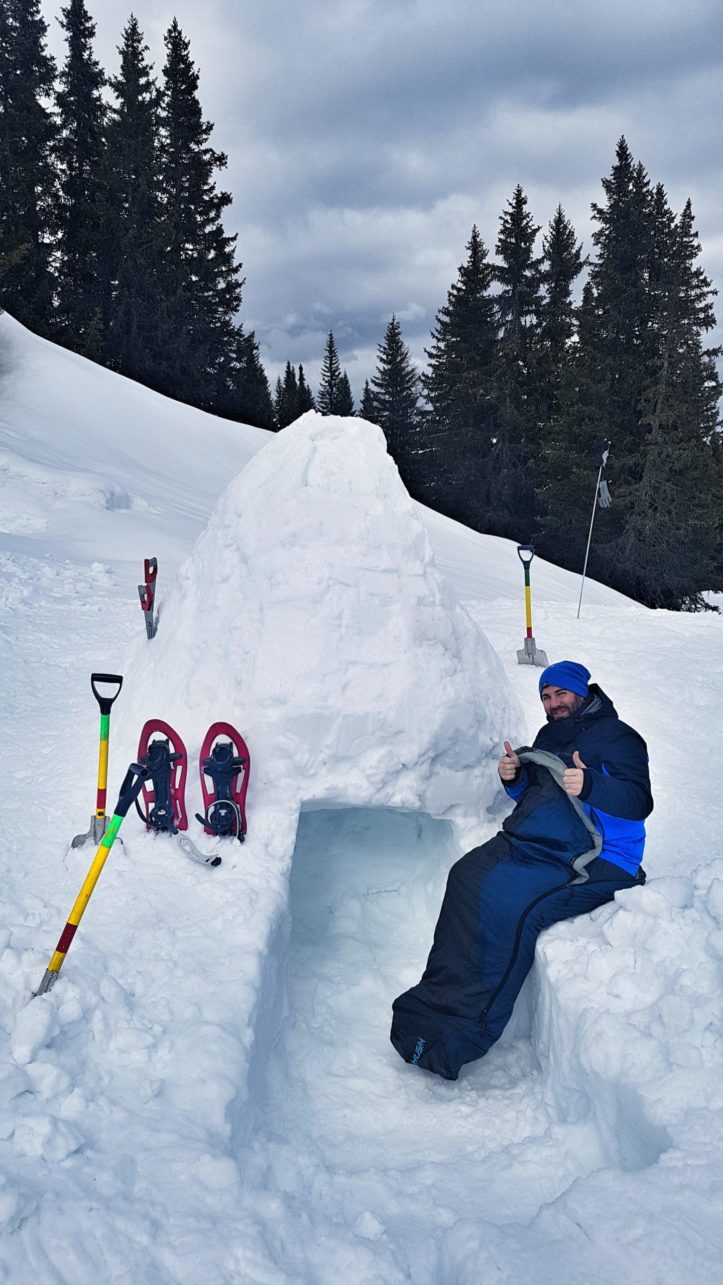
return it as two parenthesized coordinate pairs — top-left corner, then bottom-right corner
(538, 660), (591, 698)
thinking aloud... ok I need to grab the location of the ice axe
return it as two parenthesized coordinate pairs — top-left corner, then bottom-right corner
(71, 673), (123, 848)
(516, 545), (548, 667)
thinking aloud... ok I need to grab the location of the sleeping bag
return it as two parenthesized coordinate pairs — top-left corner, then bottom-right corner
(390, 684), (652, 1080)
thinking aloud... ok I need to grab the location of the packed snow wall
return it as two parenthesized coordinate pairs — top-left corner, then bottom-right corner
(119, 412), (523, 842)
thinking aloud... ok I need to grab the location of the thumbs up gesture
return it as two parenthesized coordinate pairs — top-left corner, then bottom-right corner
(563, 750), (587, 796)
(498, 740), (521, 782)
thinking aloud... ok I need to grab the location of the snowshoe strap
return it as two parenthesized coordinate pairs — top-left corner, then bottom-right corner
(195, 741), (246, 838)
(135, 738), (182, 833)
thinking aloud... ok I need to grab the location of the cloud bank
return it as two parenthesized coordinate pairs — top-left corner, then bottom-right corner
(41, 0), (723, 402)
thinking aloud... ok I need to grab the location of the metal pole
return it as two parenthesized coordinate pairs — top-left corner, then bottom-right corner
(577, 462), (606, 621)
(577, 455), (606, 619)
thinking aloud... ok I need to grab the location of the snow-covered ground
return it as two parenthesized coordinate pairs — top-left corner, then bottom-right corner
(1, 312), (722, 1283)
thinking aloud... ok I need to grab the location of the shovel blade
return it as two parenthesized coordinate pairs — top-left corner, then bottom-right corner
(70, 815), (109, 848)
(516, 639), (549, 667)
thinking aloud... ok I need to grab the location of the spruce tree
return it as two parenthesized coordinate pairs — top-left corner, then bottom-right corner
(214, 325), (274, 429)
(274, 361), (299, 428)
(337, 370), (355, 416)
(490, 185), (544, 540)
(536, 143), (653, 578)
(588, 139), (654, 459)
(421, 225), (498, 523)
(103, 15), (165, 383)
(370, 315), (420, 481)
(55, 0), (108, 354)
(534, 282), (606, 561)
(0, 0), (57, 330)
(537, 142), (722, 609)
(537, 205), (584, 422)
(359, 379), (377, 422)
(297, 364), (315, 413)
(157, 19), (243, 411)
(317, 331), (343, 414)
(605, 195), (723, 607)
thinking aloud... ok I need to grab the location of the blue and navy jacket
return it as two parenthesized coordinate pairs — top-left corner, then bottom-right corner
(503, 685), (653, 875)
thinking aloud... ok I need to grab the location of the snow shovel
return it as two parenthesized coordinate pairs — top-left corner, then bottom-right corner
(71, 673), (124, 848)
(138, 557), (158, 639)
(516, 546), (548, 667)
(36, 760), (149, 996)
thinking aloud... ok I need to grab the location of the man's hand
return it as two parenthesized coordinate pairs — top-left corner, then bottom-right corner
(498, 740), (521, 782)
(563, 750), (587, 796)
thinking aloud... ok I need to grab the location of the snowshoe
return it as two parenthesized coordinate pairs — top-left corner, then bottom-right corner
(135, 719), (188, 833)
(195, 722), (249, 842)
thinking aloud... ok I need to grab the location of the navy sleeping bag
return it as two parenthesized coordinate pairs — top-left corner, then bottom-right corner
(390, 686), (652, 1080)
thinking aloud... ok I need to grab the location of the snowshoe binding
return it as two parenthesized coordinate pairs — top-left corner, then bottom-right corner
(196, 722), (249, 842)
(135, 719), (188, 834)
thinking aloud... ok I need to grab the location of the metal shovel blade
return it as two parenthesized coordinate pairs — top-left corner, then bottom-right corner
(516, 637), (549, 667)
(71, 814), (110, 848)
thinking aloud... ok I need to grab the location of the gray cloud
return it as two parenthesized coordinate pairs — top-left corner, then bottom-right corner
(41, 0), (723, 404)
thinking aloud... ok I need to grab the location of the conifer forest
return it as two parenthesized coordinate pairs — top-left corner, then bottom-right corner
(1, 0), (721, 609)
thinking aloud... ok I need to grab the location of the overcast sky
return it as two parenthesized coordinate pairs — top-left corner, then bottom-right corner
(41, 0), (723, 403)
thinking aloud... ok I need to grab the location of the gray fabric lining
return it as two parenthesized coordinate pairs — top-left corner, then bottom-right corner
(516, 747), (603, 883)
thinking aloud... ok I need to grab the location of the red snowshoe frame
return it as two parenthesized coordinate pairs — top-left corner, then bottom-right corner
(136, 719), (188, 832)
(198, 721), (250, 841)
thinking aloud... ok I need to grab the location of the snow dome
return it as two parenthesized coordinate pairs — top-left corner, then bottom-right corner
(120, 412), (523, 829)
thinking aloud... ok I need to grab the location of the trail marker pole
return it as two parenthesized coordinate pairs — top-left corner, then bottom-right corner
(577, 442), (611, 620)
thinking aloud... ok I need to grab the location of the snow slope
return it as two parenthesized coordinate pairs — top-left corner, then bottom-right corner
(1, 313), (722, 1284)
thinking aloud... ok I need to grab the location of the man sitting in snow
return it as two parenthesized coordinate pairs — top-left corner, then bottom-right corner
(390, 660), (652, 1081)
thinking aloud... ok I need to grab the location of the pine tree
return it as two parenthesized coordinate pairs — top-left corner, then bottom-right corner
(214, 324), (274, 429)
(588, 139), (654, 460)
(103, 15), (165, 383)
(489, 185), (544, 540)
(0, 0), (57, 330)
(370, 315), (420, 481)
(537, 142), (722, 609)
(297, 364), (315, 413)
(317, 331), (343, 414)
(55, 0), (108, 354)
(537, 205), (584, 422)
(157, 19), (243, 411)
(604, 195), (723, 606)
(274, 361), (299, 428)
(536, 143), (653, 577)
(359, 379), (377, 422)
(421, 225), (498, 523)
(534, 282), (606, 561)
(337, 370), (355, 416)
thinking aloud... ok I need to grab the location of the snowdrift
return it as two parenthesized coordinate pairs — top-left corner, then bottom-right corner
(0, 311), (268, 567)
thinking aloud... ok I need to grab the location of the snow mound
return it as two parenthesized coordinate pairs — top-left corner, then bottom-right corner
(121, 412), (523, 828)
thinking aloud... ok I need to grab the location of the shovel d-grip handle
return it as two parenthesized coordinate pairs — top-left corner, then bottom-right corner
(517, 546), (536, 635)
(90, 673), (124, 715)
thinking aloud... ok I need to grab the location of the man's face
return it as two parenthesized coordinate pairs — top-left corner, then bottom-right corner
(541, 685), (584, 720)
